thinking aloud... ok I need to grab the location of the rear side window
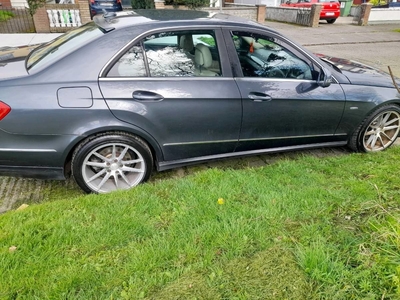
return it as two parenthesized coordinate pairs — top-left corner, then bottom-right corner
(106, 30), (222, 77)
(107, 45), (147, 77)
(27, 23), (103, 71)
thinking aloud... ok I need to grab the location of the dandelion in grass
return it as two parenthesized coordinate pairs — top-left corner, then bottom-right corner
(217, 198), (225, 205)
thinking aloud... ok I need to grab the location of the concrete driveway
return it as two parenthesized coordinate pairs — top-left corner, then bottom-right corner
(1, 18), (400, 213)
(266, 18), (400, 77)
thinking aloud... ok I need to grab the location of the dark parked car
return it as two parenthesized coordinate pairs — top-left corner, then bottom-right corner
(89, 0), (122, 18)
(1, 10), (400, 193)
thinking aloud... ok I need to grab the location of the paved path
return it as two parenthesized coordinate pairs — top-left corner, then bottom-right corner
(1, 19), (400, 212)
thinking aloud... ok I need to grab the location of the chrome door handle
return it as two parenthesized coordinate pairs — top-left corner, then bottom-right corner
(132, 90), (164, 101)
(248, 92), (272, 102)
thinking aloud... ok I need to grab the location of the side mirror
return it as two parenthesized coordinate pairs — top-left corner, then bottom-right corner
(317, 67), (332, 88)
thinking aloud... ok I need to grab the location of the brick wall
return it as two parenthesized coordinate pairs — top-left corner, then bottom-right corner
(33, 1), (91, 33)
(162, 4), (261, 22)
(266, 5), (321, 27)
(204, 6), (258, 21)
(33, 7), (50, 33)
(77, 0), (91, 24)
(0, 0), (12, 7)
(154, 0), (165, 9)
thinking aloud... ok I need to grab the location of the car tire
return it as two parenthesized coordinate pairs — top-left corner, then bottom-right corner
(348, 105), (400, 152)
(327, 19), (336, 24)
(72, 132), (153, 194)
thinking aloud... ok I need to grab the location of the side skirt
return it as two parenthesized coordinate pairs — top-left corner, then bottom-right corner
(157, 141), (348, 171)
(0, 166), (66, 180)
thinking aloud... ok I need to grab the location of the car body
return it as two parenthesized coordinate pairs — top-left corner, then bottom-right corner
(281, 0), (340, 23)
(89, 0), (122, 18)
(1, 10), (400, 193)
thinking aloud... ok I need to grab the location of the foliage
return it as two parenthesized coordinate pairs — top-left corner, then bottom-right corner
(197, 36), (215, 46)
(26, 0), (47, 16)
(0, 11), (14, 22)
(131, 0), (154, 9)
(185, 0), (209, 9)
(164, 0), (209, 9)
(1, 147), (400, 298)
(369, 0), (387, 6)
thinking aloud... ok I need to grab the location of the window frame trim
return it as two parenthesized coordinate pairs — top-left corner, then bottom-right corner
(221, 26), (339, 84)
(222, 28), (315, 80)
(100, 25), (232, 79)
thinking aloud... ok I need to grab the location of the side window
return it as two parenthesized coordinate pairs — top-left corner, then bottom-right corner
(107, 30), (222, 78)
(107, 44), (147, 77)
(143, 33), (195, 77)
(231, 31), (313, 80)
(143, 31), (221, 77)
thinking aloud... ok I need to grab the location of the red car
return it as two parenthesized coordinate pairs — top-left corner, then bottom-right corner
(281, 0), (340, 24)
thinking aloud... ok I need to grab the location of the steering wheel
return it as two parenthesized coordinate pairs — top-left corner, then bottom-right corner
(263, 66), (286, 78)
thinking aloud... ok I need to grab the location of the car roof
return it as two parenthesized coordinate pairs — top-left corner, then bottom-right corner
(93, 9), (275, 33)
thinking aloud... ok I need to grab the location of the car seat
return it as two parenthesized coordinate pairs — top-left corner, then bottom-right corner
(194, 44), (219, 76)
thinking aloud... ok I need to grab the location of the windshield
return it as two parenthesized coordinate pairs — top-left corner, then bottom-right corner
(27, 22), (103, 71)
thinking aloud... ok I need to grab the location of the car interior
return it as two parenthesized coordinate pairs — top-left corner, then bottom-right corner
(109, 31), (222, 77)
(232, 32), (313, 79)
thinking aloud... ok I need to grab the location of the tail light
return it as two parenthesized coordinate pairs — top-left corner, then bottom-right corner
(90, 0), (95, 4)
(116, 0), (121, 3)
(0, 101), (11, 121)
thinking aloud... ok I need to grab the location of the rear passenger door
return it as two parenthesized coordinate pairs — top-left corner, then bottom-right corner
(99, 28), (242, 162)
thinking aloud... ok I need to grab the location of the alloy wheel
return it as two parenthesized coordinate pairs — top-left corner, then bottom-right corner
(81, 143), (146, 193)
(362, 110), (400, 151)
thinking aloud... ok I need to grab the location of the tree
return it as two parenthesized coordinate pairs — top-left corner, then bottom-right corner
(27, 0), (47, 16)
(165, 0), (209, 9)
(184, 0), (208, 9)
(131, 0), (155, 9)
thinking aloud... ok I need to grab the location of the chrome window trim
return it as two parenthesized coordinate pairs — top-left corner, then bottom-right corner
(234, 78), (317, 83)
(100, 24), (339, 84)
(220, 25), (340, 84)
(99, 77), (234, 82)
(100, 76), (338, 84)
(99, 25), (225, 79)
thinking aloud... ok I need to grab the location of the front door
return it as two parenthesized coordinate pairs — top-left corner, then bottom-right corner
(224, 29), (346, 151)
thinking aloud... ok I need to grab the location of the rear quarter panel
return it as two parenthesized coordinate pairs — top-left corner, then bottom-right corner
(0, 27), (165, 167)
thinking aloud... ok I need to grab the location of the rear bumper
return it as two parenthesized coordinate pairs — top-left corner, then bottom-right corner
(320, 11), (340, 19)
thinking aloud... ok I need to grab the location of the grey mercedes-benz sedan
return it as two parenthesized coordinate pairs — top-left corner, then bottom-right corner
(1, 10), (400, 193)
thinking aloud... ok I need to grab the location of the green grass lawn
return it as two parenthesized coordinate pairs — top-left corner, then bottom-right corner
(1, 148), (400, 299)
(0, 11), (14, 22)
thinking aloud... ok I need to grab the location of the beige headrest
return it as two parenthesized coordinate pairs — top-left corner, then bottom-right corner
(195, 44), (213, 68)
(179, 35), (194, 53)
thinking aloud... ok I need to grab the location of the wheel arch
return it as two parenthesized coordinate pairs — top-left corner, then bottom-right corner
(62, 126), (163, 177)
(348, 101), (400, 152)
(349, 100), (400, 134)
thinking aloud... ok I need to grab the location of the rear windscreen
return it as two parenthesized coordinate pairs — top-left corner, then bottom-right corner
(27, 22), (104, 71)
